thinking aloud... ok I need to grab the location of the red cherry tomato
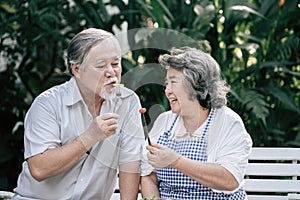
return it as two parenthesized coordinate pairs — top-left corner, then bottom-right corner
(139, 108), (147, 114)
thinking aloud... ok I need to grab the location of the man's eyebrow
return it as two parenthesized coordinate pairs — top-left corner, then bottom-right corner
(95, 59), (105, 64)
(95, 56), (120, 64)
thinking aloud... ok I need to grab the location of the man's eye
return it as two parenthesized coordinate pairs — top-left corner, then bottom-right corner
(112, 63), (119, 67)
(96, 65), (105, 68)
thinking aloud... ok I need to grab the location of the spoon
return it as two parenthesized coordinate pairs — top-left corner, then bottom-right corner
(112, 83), (123, 113)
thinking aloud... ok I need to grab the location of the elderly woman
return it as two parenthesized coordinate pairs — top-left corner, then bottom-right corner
(141, 47), (252, 200)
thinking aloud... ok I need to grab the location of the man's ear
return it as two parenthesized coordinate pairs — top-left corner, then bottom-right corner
(71, 63), (79, 77)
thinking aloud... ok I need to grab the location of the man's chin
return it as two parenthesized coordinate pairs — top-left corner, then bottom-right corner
(100, 88), (115, 100)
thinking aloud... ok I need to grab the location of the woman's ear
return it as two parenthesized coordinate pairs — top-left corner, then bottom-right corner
(71, 63), (79, 77)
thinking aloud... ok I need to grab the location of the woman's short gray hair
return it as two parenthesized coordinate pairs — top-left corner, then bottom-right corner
(67, 28), (113, 75)
(159, 46), (230, 109)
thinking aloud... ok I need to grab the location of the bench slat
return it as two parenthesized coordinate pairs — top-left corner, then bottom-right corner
(247, 195), (288, 200)
(249, 148), (300, 160)
(246, 163), (300, 176)
(244, 179), (300, 192)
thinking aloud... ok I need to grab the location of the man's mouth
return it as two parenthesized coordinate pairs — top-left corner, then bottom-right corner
(107, 80), (117, 86)
(105, 77), (118, 86)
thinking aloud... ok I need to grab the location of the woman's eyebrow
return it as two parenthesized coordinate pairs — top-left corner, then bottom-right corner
(166, 75), (180, 80)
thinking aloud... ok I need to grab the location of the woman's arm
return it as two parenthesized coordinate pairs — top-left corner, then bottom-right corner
(141, 172), (160, 199)
(172, 157), (238, 191)
(146, 143), (239, 191)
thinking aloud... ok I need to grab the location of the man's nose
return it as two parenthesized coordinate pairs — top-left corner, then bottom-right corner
(105, 64), (116, 78)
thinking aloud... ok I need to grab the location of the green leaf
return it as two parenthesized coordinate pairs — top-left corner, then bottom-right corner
(7, 23), (20, 30)
(97, 0), (111, 22)
(155, 0), (174, 21)
(240, 89), (270, 127)
(0, 3), (16, 13)
(262, 86), (300, 114)
(229, 5), (268, 20)
(136, 0), (156, 21)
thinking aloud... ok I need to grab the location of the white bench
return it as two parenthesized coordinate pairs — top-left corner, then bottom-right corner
(244, 147), (300, 200)
(111, 147), (300, 200)
(4, 148), (299, 200)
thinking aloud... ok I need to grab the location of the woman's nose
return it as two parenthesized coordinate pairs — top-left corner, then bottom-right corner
(164, 85), (172, 95)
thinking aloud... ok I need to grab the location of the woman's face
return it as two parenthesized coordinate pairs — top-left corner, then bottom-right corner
(73, 37), (122, 99)
(164, 68), (195, 115)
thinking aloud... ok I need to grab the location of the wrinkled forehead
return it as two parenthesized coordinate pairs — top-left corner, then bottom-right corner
(96, 36), (121, 53)
(86, 37), (121, 61)
(165, 67), (184, 79)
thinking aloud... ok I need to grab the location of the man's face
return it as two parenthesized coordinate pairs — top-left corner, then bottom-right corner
(75, 37), (122, 99)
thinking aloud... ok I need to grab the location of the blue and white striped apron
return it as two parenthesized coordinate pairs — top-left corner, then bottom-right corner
(156, 108), (246, 199)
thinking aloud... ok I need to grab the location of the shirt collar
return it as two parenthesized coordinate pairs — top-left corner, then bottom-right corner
(64, 77), (83, 106)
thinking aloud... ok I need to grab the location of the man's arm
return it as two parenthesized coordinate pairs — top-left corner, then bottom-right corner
(119, 161), (140, 200)
(141, 172), (160, 199)
(27, 113), (119, 181)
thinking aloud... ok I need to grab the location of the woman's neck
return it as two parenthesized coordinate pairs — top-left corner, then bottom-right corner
(182, 106), (210, 134)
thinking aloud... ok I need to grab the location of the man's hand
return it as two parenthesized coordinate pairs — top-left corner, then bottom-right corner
(91, 113), (119, 139)
(80, 113), (119, 150)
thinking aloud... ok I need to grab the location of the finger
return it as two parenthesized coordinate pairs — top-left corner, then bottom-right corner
(147, 152), (157, 162)
(149, 143), (165, 150)
(105, 118), (118, 126)
(146, 145), (156, 153)
(107, 123), (118, 130)
(104, 126), (118, 137)
(147, 146), (161, 155)
(100, 113), (119, 120)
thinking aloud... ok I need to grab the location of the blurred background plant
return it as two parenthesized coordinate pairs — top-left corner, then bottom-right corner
(0, 0), (299, 191)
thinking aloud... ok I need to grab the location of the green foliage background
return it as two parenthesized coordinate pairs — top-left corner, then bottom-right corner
(1, 0), (299, 191)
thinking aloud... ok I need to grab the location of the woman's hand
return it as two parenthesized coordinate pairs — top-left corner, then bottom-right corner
(146, 143), (181, 168)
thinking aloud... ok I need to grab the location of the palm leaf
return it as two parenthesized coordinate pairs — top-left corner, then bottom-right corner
(261, 86), (300, 114)
(155, 0), (174, 21)
(229, 5), (268, 20)
(240, 89), (270, 127)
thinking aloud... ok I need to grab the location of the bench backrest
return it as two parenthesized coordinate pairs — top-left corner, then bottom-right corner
(244, 147), (300, 200)
(113, 147), (300, 200)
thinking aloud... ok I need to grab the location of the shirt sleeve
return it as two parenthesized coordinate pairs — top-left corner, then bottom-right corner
(216, 121), (252, 184)
(208, 107), (252, 193)
(119, 93), (145, 166)
(24, 95), (61, 159)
